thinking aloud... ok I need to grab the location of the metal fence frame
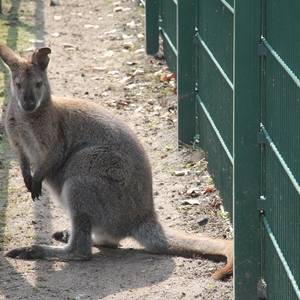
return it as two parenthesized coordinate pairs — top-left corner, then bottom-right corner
(145, 0), (300, 299)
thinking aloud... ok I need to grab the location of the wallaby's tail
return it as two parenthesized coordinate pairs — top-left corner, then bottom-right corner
(132, 218), (233, 280)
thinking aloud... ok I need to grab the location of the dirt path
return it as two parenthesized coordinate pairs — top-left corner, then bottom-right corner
(0, 0), (233, 299)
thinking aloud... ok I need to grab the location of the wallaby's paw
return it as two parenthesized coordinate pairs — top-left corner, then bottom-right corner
(23, 174), (33, 193)
(52, 230), (70, 243)
(31, 178), (42, 201)
(5, 245), (44, 260)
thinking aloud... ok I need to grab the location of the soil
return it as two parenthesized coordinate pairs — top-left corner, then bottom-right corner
(0, 0), (233, 299)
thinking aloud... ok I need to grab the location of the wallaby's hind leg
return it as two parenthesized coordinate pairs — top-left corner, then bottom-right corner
(6, 182), (93, 261)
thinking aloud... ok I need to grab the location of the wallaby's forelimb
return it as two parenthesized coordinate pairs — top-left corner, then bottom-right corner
(9, 136), (33, 194)
(31, 142), (65, 200)
(19, 152), (32, 193)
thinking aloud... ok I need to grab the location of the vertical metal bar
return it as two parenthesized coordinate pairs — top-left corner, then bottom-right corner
(177, 0), (196, 144)
(259, 0), (267, 283)
(145, 0), (159, 55)
(234, 0), (261, 299)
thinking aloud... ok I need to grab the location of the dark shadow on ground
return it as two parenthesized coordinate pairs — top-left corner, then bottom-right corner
(0, 247), (175, 299)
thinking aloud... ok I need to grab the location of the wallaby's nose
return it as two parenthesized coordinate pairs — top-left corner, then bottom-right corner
(23, 96), (36, 111)
(23, 101), (36, 112)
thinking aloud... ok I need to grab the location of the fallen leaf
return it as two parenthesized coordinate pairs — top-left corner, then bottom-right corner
(133, 68), (144, 76)
(124, 83), (137, 90)
(51, 32), (60, 38)
(174, 170), (190, 176)
(126, 61), (137, 66)
(104, 29), (117, 35)
(134, 48), (145, 54)
(126, 20), (136, 29)
(84, 24), (99, 29)
(123, 41), (134, 49)
(203, 186), (216, 194)
(122, 34), (133, 40)
(92, 66), (107, 72)
(114, 6), (123, 12)
(186, 187), (201, 198)
(181, 199), (200, 205)
(197, 216), (209, 226)
(53, 15), (62, 21)
(107, 70), (120, 76)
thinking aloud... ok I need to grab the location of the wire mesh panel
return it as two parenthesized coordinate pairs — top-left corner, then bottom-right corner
(145, 0), (177, 71)
(259, 1), (300, 298)
(194, 0), (234, 214)
(159, 0), (177, 72)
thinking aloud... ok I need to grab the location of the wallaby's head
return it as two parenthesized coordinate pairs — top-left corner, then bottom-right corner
(0, 45), (51, 113)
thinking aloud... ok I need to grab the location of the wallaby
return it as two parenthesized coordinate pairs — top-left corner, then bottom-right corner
(0, 45), (232, 280)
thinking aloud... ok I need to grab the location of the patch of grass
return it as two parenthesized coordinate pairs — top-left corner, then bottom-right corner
(0, 0), (37, 251)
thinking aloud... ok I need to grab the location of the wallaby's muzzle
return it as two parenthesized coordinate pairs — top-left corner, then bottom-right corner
(21, 90), (38, 112)
(22, 100), (37, 112)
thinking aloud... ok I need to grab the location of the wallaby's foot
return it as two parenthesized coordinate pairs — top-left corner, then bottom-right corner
(5, 245), (45, 259)
(53, 230), (120, 249)
(52, 230), (70, 243)
(5, 244), (92, 261)
(7, 211), (93, 261)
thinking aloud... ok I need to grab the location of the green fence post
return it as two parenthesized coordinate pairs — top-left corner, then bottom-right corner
(234, 0), (261, 298)
(145, 0), (159, 55)
(177, 0), (195, 145)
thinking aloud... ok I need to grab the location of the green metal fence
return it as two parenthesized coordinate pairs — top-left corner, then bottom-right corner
(194, 0), (234, 215)
(146, 0), (177, 72)
(259, 1), (300, 298)
(146, 0), (300, 299)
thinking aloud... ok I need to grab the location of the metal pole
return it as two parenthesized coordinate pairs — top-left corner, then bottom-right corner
(145, 0), (159, 55)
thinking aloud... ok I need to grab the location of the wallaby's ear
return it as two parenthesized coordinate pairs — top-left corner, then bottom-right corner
(31, 47), (51, 70)
(0, 44), (21, 71)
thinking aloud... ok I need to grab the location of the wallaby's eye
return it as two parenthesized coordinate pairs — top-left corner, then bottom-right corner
(16, 82), (21, 89)
(36, 81), (42, 88)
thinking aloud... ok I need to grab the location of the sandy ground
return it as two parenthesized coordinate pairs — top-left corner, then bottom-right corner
(0, 0), (233, 299)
